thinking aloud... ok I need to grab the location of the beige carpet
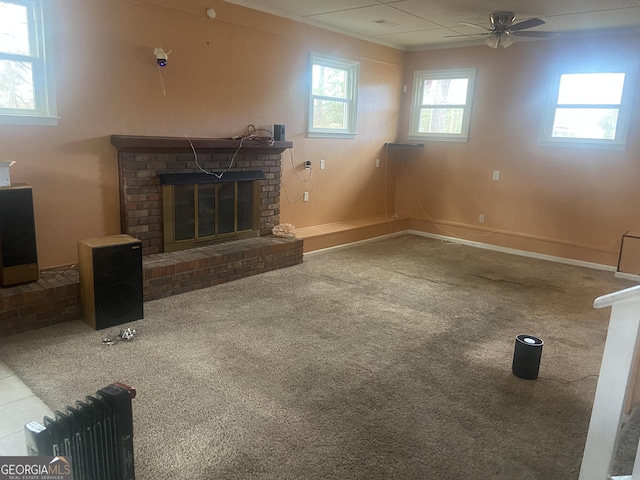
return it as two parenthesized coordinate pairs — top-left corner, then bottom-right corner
(0, 234), (636, 479)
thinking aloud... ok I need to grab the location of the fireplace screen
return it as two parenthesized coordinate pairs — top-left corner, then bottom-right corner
(160, 172), (264, 252)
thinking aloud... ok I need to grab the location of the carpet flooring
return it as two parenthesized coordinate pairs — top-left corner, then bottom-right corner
(0, 234), (636, 479)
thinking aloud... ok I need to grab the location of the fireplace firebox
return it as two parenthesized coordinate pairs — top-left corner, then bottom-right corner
(159, 172), (266, 252)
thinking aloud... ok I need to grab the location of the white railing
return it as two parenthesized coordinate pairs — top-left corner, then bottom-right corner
(580, 285), (640, 480)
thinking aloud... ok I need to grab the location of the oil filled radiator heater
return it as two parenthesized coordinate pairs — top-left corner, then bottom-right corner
(23, 382), (136, 480)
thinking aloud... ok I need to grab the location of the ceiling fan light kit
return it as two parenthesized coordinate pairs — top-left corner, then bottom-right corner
(485, 33), (514, 48)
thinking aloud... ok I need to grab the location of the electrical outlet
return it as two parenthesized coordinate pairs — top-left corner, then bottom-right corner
(492, 170), (500, 181)
(304, 160), (311, 169)
(376, 158), (380, 168)
(303, 192), (309, 202)
(479, 214), (485, 223)
(320, 159), (325, 170)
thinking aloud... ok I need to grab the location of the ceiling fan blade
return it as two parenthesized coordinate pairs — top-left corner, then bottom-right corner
(459, 21), (491, 31)
(444, 32), (489, 38)
(510, 17), (545, 31)
(511, 30), (559, 38)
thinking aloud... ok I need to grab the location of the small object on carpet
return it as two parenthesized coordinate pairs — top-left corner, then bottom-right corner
(118, 328), (137, 341)
(101, 328), (137, 345)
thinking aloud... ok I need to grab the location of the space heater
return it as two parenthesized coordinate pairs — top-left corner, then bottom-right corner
(24, 382), (136, 480)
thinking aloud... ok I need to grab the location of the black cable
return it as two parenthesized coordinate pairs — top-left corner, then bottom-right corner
(537, 374), (598, 385)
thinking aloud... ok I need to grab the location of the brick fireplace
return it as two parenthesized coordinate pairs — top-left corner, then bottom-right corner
(111, 135), (304, 300)
(111, 135), (292, 255)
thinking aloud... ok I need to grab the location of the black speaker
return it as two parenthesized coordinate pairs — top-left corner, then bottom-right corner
(0, 184), (39, 286)
(78, 235), (143, 330)
(273, 124), (285, 141)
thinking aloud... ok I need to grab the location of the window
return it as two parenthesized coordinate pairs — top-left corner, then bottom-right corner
(0, 0), (57, 125)
(539, 66), (636, 149)
(308, 53), (358, 138)
(409, 68), (476, 142)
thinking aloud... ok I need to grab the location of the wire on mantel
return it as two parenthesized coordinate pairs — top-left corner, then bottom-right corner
(190, 124), (276, 179)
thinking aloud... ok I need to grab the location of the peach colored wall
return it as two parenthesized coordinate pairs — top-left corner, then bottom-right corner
(0, 0), (404, 268)
(397, 31), (640, 266)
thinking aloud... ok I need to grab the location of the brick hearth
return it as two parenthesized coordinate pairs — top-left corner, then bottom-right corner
(0, 236), (302, 337)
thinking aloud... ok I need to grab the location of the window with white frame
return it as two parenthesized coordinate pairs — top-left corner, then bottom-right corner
(409, 67), (476, 142)
(539, 66), (636, 149)
(308, 53), (358, 138)
(0, 0), (57, 125)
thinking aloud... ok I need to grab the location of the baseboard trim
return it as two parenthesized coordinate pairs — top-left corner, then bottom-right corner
(615, 271), (640, 282)
(302, 227), (637, 277)
(409, 230), (617, 272)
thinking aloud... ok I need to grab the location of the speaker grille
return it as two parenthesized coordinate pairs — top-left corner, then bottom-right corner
(98, 281), (142, 323)
(78, 235), (143, 330)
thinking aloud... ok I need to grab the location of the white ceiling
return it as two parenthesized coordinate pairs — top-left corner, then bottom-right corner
(222, 0), (640, 50)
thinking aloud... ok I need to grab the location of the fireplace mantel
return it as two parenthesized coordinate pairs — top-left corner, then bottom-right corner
(111, 135), (293, 153)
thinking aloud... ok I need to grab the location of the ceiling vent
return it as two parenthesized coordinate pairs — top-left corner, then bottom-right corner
(372, 19), (399, 28)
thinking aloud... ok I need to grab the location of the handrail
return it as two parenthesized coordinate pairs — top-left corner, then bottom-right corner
(580, 284), (640, 479)
(594, 284), (640, 309)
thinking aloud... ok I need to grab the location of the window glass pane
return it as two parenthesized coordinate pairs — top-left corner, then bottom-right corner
(418, 107), (464, 134)
(422, 78), (468, 105)
(557, 73), (625, 105)
(218, 182), (235, 234)
(313, 99), (347, 130)
(309, 54), (358, 136)
(0, 2), (30, 55)
(174, 186), (195, 241)
(0, 59), (35, 109)
(237, 182), (253, 231)
(552, 108), (619, 139)
(312, 64), (347, 98)
(197, 185), (215, 238)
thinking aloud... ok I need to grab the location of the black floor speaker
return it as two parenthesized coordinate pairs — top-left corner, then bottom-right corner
(0, 184), (39, 286)
(78, 234), (143, 330)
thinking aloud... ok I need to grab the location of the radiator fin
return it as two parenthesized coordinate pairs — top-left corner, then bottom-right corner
(24, 382), (136, 480)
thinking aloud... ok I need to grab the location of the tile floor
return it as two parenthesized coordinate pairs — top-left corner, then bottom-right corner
(0, 360), (53, 456)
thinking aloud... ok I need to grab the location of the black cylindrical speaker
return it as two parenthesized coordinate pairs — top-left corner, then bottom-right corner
(273, 124), (285, 141)
(78, 235), (143, 330)
(512, 334), (544, 380)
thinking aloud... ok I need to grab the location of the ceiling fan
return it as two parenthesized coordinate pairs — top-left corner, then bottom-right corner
(455, 12), (558, 48)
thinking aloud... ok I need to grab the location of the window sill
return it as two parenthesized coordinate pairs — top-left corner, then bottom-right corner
(537, 139), (626, 151)
(384, 142), (424, 148)
(408, 135), (468, 143)
(0, 114), (59, 126)
(307, 132), (356, 139)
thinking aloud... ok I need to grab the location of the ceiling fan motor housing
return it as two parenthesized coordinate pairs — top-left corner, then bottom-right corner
(490, 11), (516, 31)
